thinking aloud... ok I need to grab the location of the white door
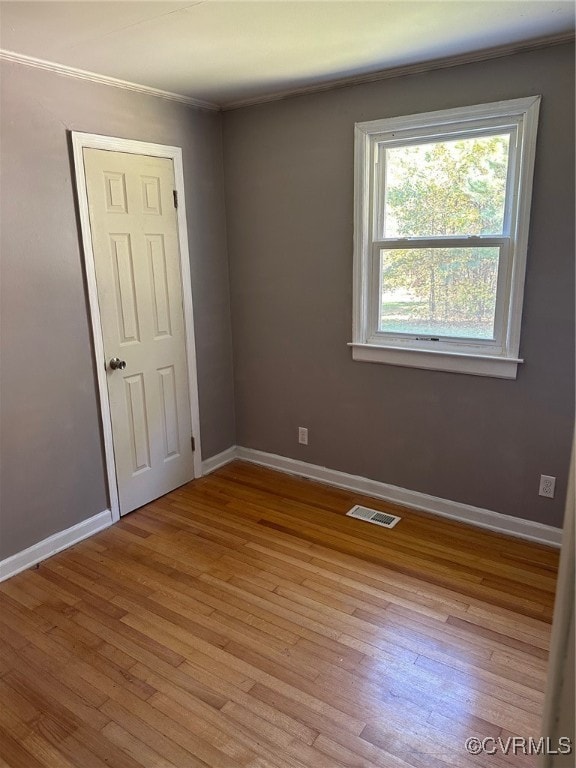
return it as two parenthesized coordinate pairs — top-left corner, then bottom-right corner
(83, 148), (195, 514)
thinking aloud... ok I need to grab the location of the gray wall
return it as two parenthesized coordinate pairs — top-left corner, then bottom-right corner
(223, 43), (575, 528)
(1, 43), (573, 563)
(0, 61), (235, 559)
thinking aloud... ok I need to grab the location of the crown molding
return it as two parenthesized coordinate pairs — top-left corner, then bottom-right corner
(2, 31), (573, 114)
(223, 32), (575, 111)
(0, 49), (220, 111)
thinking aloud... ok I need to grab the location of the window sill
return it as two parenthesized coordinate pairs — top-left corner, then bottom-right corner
(349, 343), (522, 379)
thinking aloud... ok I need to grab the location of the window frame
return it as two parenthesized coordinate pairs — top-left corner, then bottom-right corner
(351, 96), (541, 379)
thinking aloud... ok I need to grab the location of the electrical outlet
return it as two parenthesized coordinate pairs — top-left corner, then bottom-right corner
(298, 427), (308, 445)
(539, 475), (556, 499)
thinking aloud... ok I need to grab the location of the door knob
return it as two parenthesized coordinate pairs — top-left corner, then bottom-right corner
(109, 357), (127, 371)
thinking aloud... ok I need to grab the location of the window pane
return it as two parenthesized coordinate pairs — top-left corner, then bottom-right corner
(379, 247), (500, 339)
(383, 134), (510, 237)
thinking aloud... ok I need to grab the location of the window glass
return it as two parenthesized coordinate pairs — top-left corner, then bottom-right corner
(379, 246), (500, 340)
(383, 133), (511, 238)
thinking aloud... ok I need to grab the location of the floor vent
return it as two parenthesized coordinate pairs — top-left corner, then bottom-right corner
(346, 505), (401, 529)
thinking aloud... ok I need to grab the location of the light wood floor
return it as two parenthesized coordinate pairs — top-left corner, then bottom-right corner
(0, 461), (559, 768)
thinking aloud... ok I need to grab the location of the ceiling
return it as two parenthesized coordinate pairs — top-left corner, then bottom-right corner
(0, 1), (574, 109)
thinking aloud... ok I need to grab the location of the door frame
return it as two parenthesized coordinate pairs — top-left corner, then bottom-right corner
(71, 131), (202, 523)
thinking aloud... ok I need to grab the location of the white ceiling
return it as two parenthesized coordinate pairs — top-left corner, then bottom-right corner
(1, 1), (574, 109)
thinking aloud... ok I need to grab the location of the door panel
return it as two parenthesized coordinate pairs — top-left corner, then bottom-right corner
(148, 235), (172, 338)
(110, 233), (140, 343)
(158, 365), (180, 459)
(83, 148), (194, 514)
(125, 373), (151, 473)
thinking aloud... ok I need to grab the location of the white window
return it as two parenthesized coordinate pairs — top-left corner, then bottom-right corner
(351, 96), (540, 379)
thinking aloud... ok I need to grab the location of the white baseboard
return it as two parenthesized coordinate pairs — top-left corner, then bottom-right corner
(234, 447), (563, 548)
(201, 445), (239, 475)
(3, 446), (557, 584)
(0, 509), (113, 583)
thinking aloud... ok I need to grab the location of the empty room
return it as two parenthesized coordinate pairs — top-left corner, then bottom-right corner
(0, 2), (574, 767)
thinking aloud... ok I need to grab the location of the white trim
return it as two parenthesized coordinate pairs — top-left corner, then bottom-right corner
(2, 33), (571, 115)
(0, 49), (219, 111)
(223, 33), (573, 111)
(508, 94), (540, 356)
(349, 343), (522, 379)
(201, 446), (239, 475)
(71, 132), (203, 520)
(352, 96), (540, 377)
(354, 95), (540, 135)
(1, 446), (559, 584)
(235, 447), (563, 547)
(178, 443), (563, 545)
(171, 145), (204, 483)
(0, 510), (113, 583)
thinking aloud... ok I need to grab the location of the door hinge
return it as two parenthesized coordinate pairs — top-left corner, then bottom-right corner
(191, 436), (196, 452)
(173, 189), (178, 209)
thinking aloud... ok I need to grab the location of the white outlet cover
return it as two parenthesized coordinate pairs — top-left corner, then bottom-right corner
(539, 475), (556, 498)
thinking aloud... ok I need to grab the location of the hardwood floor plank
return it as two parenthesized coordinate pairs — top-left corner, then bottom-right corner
(156, 662), (319, 744)
(11, 641), (109, 709)
(446, 615), (549, 657)
(111, 688), (244, 768)
(151, 690), (301, 768)
(409, 654), (544, 709)
(0, 618), (30, 651)
(100, 698), (210, 768)
(0, 461), (557, 768)
(35, 603), (104, 649)
(72, 600), (187, 667)
(250, 682), (367, 740)
(0, 725), (47, 768)
(219, 701), (332, 768)
(199, 572), (344, 641)
(360, 720), (474, 768)
(313, 732), (416, 768)
(100, 721), (181, 768)
(0, 636), (110, 731)
(412, 648), (547, 693)
(24, 627), (156, 703)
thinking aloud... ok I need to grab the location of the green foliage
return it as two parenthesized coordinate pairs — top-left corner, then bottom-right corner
(381, 134), (509, 330)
